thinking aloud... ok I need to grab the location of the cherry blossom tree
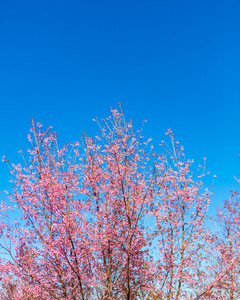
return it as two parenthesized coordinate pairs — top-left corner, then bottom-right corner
(0, 109), (156, 299)
(0, 105), (234, 299)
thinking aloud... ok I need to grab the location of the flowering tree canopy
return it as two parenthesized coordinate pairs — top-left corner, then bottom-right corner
(0, 106), (239, 300)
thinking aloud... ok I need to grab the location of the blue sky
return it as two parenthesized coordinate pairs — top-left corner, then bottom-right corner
(0, 0), (239, 215)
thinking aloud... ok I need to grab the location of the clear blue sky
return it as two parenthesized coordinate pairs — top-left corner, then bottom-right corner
(0, 0), (239, 215)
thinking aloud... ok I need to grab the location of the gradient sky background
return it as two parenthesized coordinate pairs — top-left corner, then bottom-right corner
(0, 0), (239, 216)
